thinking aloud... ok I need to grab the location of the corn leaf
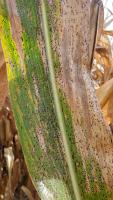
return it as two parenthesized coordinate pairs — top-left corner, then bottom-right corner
(1, 0), (113, 200)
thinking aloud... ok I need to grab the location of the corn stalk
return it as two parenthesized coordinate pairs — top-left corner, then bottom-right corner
(0, 0), (113, 199)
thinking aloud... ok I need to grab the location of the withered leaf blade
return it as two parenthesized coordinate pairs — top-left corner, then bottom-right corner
(90, 0), (104, 68)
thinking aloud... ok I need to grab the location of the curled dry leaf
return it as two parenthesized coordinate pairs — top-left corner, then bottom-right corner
(4, 147), (14, 199)
(96, 77), (113, 108)
(21, 186), (34, 200)
(90, 0), (104, 68)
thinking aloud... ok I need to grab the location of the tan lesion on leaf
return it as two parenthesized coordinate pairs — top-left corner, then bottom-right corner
(58, 0), (113, 190)
(35, 127), (47, 154)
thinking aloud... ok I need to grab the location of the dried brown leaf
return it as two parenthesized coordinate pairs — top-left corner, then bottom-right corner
(96, 77), (113, 108)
